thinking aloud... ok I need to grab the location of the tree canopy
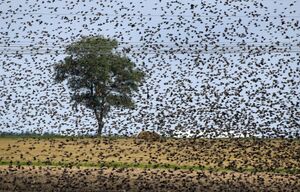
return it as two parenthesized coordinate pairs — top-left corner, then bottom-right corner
(53, 36), (144, 136)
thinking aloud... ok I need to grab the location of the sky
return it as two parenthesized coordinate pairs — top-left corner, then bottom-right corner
(0, 0), (299, 137)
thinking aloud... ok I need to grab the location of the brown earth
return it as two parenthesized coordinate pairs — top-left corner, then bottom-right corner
(0, 137), (300, 191)
(0, 137), (299, 171)
(0, 165), (299, 191)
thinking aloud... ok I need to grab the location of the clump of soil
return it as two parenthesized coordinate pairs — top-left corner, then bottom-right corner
(136, 131), (161, 142)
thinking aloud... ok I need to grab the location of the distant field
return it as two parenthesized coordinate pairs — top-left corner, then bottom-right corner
(0, 137), (299, 173)
(0, 137), (300, 191)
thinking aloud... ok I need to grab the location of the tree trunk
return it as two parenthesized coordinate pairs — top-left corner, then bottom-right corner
(94, 108), (104, 137)
(97, 120), (104, 137)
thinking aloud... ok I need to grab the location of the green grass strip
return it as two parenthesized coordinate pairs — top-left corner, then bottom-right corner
(0, 160), (299, 175)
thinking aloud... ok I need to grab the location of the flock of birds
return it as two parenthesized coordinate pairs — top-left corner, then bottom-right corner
(0, 0), (299, 138)
(1, 165), (300, 191)
(0, 1), (299, 191)
(0, 138), (300, 191)
(1, 138), (299, 174)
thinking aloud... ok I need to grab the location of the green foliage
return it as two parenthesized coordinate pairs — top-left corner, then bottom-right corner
(53, 36), (144, 135)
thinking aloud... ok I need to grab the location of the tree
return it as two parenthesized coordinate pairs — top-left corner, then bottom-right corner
(53, 36), (144, 136)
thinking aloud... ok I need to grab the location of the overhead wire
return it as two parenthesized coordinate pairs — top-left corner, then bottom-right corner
(4, 12), (300, 18)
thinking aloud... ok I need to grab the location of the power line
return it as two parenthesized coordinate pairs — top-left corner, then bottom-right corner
(1, 41), (300, 45)
(1, 41), (299, 55)
(5, 12), (300, 18)
(1, 39), (299, 44)
(0, 42), (299, 49)
(1, 49), (300, 56)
